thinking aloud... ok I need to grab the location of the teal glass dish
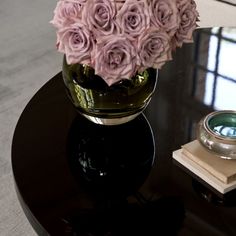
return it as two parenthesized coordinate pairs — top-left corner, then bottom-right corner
(197, 110), (236, 159)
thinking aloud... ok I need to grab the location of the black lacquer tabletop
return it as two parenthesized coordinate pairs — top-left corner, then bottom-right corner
(12, 28), (236, 235)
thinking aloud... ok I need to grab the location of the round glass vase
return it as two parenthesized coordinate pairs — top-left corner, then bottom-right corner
(62, 56), (158, 125)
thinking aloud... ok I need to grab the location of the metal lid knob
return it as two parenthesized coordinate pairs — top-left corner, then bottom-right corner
(197, 110), (236, 159)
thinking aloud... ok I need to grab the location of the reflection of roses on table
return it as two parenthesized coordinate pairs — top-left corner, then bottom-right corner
(50, 0), (199, 86)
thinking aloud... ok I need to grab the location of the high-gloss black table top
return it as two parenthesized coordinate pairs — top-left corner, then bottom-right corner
(12, 28), (236, 236)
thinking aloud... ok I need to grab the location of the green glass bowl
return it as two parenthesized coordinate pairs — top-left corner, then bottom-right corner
(197, 110), (236, 159)
(62, 56), (158, 125)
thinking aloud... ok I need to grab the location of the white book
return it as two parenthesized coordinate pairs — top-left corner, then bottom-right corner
(172, 149), (236, 194)
(181, 140), (236, 184)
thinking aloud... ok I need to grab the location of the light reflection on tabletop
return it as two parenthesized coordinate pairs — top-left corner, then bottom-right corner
(194, 27), (236, 110)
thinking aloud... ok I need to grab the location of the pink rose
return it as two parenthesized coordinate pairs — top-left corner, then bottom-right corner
(138, 27), (171, 70)
(94, 35), (137, 86)
(50, 0), (86, 28)
(173, 0), (199, 48)
(57, 23), (94, 65)
(82, 0), (118, 37)
(115, 0), (126, 11)
(116, 0), (150, 38)
(150, 0), (180, 36)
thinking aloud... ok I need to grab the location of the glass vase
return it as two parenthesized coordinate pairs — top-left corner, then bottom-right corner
(62, 56), (158, 125)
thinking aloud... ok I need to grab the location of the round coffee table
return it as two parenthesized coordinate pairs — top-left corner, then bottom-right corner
(12, 72), (236, 236)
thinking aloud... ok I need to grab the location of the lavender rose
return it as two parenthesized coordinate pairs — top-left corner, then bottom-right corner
(116, 0), (150, 38)
(50, 0), (199, 82)
(94, 35), (137, 86)
(138, 27), (171, 70)
(82, 0), (118, 37)
(173, 0), (199, 48)
(57, 22), (94, 65)
(115, 0), (126, 11)
(50, 0), (86, 29)
(150, 0), (180, 36)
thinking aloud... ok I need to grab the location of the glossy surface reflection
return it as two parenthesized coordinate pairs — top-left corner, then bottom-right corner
(61, 196), (185, 236)
(12, 27), (236, 236)
(192, 27), (236, 110)
(67, 114), (155, 197)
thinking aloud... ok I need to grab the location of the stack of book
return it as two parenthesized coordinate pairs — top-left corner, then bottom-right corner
(172, 140), (236, 194)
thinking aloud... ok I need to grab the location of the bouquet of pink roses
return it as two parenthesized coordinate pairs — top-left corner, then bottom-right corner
(51, 0), (199, 86)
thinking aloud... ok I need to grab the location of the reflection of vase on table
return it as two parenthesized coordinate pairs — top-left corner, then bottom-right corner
(67, 113), (156, 197)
